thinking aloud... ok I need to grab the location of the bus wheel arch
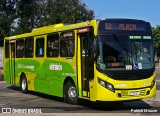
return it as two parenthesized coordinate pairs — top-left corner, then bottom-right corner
(63, 77), (78, 104)
(20, 73), (28, 93)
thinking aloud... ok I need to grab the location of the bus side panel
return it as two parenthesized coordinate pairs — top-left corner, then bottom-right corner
(4, 60), (10, 84)
(44, 59), (75, 97)
(44, 59), (76, 97)
(33, 58), (44, 93)
(15, 59), (40, 88)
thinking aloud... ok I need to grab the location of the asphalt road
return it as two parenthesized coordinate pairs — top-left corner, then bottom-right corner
(0, 69), (160, 115)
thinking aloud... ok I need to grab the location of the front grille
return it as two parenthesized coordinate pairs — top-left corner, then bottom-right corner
(118, 89), (146, 97)
(139, 89), (146, 95)
(110, 72), (153, 80)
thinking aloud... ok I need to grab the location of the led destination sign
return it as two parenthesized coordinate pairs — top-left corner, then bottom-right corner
(105, 23), (146, 31)
(98, 20), (150, 32)
(106, 23), (137, 31)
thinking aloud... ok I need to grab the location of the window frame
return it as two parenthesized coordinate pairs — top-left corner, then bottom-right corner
(46, 33), (59, 57)
(36, 37), (45, 57)
(25, 37), (34, 58)
(16, 38), (25, 58)
(4, 40), (9, 58)
(60, 31), (75, 57)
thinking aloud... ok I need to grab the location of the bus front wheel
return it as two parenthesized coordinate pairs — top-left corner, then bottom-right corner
(64, 81), (77, 104)
(20, 75), (28, 93)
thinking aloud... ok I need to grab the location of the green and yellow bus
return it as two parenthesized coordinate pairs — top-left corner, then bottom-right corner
(3, 19), (156, 104)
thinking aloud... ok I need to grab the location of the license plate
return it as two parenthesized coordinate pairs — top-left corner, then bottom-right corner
(130, 91), (139, 96)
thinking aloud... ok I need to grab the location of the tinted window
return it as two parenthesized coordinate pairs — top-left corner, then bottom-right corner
(60, 32), (74, 57)
(36, 38), (44, 57)
(97, 34), (154, 70)
(47, 33), (59, 57)
(16, 39), (24, 58)
(5, 40), (9, 58)
(25, 37), (34, 58)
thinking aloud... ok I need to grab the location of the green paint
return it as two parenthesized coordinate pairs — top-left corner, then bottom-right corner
(4, 61), (10, 84)
(4, 58), (77, 98)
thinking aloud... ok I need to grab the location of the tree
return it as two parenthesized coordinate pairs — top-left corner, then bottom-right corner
(14, 0), (94, 34)
(152, 25), (160, 59)
(0, 0), (16, 46)
(44, 0), (94, 25)
(0, 0), (94, 46)
(13, 0), (38, 34)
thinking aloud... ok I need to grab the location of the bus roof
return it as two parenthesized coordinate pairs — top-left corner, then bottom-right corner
(5, 20), (94, 40)
(4, 18), (150, 40)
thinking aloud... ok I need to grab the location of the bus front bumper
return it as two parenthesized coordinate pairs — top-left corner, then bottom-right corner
(96, 82), (156, 101)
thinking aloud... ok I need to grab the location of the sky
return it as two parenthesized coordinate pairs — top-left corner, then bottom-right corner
(82, 0), (160, 27)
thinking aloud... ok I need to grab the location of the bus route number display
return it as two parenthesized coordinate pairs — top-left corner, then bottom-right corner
(105, 23), (144, 31)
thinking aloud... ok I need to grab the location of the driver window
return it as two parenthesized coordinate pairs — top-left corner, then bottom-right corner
(103, 43), (117, 63)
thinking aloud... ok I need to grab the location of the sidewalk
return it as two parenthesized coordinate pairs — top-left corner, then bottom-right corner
(155, 62), (160, 69)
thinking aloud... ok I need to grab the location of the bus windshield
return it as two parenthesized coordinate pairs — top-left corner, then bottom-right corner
(96, 34), (154, 70)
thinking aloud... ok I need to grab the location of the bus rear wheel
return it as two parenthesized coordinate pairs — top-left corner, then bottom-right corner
(20, 75), (28, 93)
(64, 81), (78, 104)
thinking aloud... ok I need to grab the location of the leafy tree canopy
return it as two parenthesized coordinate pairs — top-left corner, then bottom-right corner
(0, 0), (95, 46)
(15, 0), (94, 33)
(152, 25), (160, 57)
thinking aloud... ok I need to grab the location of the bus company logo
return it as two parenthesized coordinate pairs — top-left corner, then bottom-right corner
(2, 108), (42, 114)
(17, 64), (35, 71)
(49, 63), (62, 71)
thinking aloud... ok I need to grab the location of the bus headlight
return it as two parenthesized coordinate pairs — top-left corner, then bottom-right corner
(98, 78), (115, 92)
(151, 79), (155, 89)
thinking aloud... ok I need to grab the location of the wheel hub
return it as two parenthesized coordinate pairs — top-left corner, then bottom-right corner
(22, 79), (26, 90)
(68, 86), (77, 99)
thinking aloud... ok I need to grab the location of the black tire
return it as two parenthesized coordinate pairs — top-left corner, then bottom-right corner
(64, 81), (78, 104)
(20, 75), (28, 93)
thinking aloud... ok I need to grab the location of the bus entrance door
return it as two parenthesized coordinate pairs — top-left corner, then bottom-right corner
(9, 40), (16, 85)
(79, 32), (94, 98)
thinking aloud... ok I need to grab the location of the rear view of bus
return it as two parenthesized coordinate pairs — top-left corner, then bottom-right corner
(94, 19), (156, 101)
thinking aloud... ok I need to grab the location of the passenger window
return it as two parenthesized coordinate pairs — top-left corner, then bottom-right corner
(60, 31), (75, 57)
(36, 38), (44, 57)
(47, 33), (59, 57)
(16, 39), (24, 58)
(25, 37), (34, 58)
(5, 40), (9, 58)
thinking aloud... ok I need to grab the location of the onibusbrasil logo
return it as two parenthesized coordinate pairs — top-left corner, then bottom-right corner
(2, 108), (42, 114)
